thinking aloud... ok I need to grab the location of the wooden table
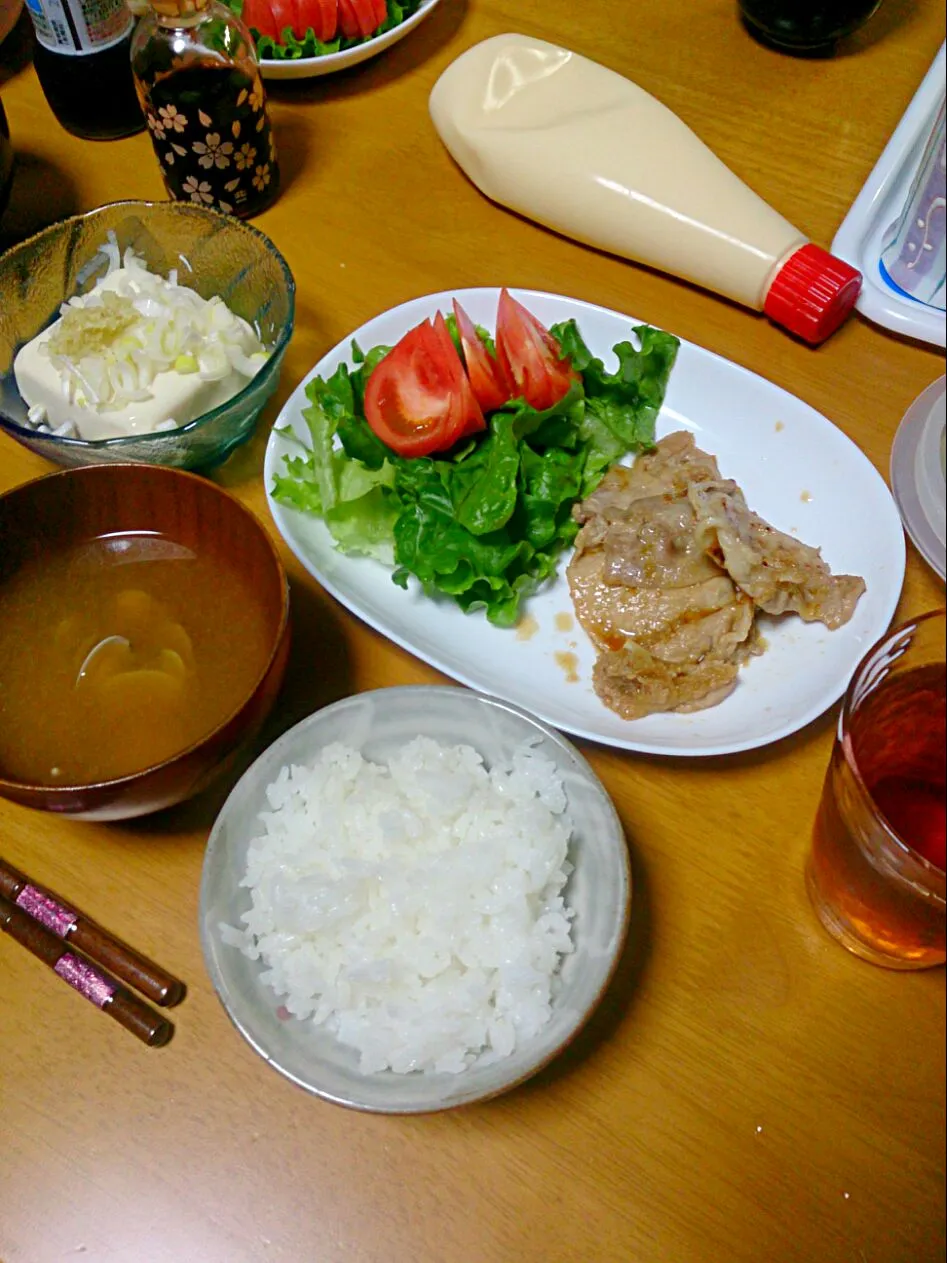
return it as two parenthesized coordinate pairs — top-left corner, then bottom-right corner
(1, 4), (945, 1261)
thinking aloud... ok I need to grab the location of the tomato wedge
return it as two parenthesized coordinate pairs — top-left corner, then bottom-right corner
(242, 0), (338, 41)
(269, 0), (298, 37)
(364, 317), (484, 458)
(430, 312), (486, 443)
(338, 0), (377, 38)
(354, 0), (382, 35)
(308, 0), (338, 40)
(242, 0), (281, 40)
(336, 0), (360, 37)
(363, 292), (577, 457)
(494, 287), (578, 412)
(451, 299), (510, 414)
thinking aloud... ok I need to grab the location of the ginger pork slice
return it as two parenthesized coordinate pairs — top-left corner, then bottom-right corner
(688, 480), (866, 630)
(567, 432), (760, 719)
(567, 429), (865, 721)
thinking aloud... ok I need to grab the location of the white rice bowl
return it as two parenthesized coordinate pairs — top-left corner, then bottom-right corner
(199, 686), (631, 1113)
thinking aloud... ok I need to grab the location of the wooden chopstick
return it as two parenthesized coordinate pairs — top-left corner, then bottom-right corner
(0, 858), (185, 1007)
(0, 894), (174, 1048)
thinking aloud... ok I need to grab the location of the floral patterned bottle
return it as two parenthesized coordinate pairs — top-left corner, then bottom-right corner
(130, 0), (279, 218)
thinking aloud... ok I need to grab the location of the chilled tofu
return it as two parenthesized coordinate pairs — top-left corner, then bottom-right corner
(13, 238), (268, 441)
(14, 330), (250, 440)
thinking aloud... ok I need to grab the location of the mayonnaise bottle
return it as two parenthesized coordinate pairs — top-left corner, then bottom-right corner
(429, 34), (862, 344)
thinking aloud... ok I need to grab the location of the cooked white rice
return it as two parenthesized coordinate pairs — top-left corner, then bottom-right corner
(220, 736), (575, 1075)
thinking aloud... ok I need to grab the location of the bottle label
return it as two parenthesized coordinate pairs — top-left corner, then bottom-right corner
(26, 0), (133, 54)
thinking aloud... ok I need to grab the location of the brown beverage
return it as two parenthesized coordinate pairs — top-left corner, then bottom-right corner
(807, 613), (946, 968)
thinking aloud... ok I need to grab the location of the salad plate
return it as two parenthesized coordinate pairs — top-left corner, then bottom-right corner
(264, 288), (906, 757)
(253, 0), (441, 80)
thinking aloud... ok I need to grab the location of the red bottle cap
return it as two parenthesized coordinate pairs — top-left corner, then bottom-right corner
(763, 243), (862, 345)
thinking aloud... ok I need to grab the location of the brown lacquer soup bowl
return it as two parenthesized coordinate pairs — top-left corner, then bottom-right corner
(0, 463), (290, 820)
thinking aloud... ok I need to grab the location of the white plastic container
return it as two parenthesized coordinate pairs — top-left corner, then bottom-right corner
(430, 33), (862, 344)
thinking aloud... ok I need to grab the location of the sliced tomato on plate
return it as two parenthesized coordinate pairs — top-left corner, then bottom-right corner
(353, 0), (382, 36)
(430, 312), (486, 443)
(268, 0), (299, 37)
(364, 292), (578, 457)
(369, 0), (388, 28)
(243, 0), (338, 41)
(242, 0), (281, 41)
(451, 299), (510, 414)
(336, 0), (361, 38)
(338, 0), (378, 38)
(307, 0), (339, 40)
(364, 317), (484, 459)
(494, 287), (578, 412)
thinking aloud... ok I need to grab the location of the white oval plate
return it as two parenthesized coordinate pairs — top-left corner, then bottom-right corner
(264, 288), (906, 757)
(259, 0), (441, 80)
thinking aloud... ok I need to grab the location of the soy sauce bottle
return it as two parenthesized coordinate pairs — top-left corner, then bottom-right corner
(131, 0), (279, 218)
(24, 0), (144, 139)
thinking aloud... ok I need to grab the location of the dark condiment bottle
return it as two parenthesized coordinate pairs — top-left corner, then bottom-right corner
(23, 0), (144, 139)
(738, 0), (883, 55)
(130, 0), (279, 219)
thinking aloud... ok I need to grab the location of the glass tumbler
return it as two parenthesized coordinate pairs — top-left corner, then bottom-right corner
(806, 609), (946, 968)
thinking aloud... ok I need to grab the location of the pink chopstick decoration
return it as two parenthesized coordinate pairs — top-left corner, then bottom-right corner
(0, 893), (174, 1047)
(0, 859), (183, 1048)
(53, 953), (116, 1008)
(15, 884), (78, 939)
(0, 858), (184, 1007)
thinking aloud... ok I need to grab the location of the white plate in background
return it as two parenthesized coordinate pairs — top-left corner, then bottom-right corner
(259, 0), (441, 80)
(264, 287), (906, 757)
(832, 42), (946, 348)
(891, 375), (946, 582)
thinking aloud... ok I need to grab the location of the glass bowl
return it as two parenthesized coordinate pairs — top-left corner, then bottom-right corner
(0, 200), (295, 470)
(199, 685), (632, 1113)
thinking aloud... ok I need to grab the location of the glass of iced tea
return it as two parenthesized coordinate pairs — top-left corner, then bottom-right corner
(806, 609), (946, 968)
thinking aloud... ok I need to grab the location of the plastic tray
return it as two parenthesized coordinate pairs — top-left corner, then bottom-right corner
(832, 43), (946, 348)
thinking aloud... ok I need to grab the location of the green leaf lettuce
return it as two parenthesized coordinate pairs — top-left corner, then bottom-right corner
(271, 320), (679, 625)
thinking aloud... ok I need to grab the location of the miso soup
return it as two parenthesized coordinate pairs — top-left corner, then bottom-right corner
(0, 531), (272, 784)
